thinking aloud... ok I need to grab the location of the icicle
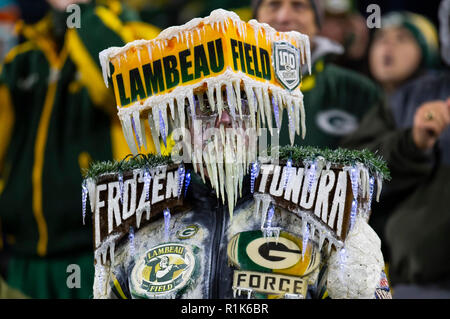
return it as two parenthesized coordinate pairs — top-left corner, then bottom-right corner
(233, 80), (242, 120)
(293, 99), (300, 136)
(216, 84), (224, 119)
(176, 96), (186, 132)
(118, 172), (124, 203)
(272, 95), (280, 130)
(163, 208), (171, 241)
(349, 167), (359, 199)
(276, 93), (284, 128)
(214, 136), (226, 202)
(168, 99), (175, 122)
(254, 196), (261, 217)
(262, 88), (273, 135)
(131, 111), (142, 149)
(300, 99), (306, 139)
(376, 173), (382, 202)
(349, 199), (357, 230)
(207, 84), (216, 112)
(226, 83), (236, 120)
(159, 108), (167, 147)
(302, 222), (309, 260)
(260, 197), (271, 229)
(120, 116), (138, 155)
(81, 179), (88, 225)
(307, 162), (317, 193)
(244, 83), (256, 128)
(136, 48), (141, 64)
(110, 241), (117, 266)
(144, 167), (151, 201)
(188, 90), (196, 121)
(287, 100), (295, 145)
(177, 163), (185, 197)
(250, 161), (260, 193)
(147, 112), (161, 155)
(368, 176), (375, 209)
(184, 170), (191, 196)
(310, 225), (316, 242)
(208, 143), (220, 198)
(284, 158), (293, 189)
(217, 156), (226, 204)
(147, 43), (152, 61)
(129, 226), (135, 257)
(255, 88), (265, 127)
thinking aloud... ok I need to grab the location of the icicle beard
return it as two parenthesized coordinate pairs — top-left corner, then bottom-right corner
(113, 74), (308, 219)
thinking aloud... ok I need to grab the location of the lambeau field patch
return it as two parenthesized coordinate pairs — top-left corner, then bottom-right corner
(130, 243), (198, 298)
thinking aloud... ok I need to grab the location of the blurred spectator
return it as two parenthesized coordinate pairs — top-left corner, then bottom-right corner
(0, 0), (19, 62)
(125, 0), (251, 30)
(320, 0), (371, 75)
(252, 0), (382, 149)
(0, 0), (159, 298)
(369, 11), (440, 95)
(342, 2), (450, 298)
(439, 0), (450, 66)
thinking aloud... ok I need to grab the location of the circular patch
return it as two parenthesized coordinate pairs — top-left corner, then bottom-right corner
(316, 109), (358, 136)
(130, 243), (196, 298)
(176, 224), (199, 240)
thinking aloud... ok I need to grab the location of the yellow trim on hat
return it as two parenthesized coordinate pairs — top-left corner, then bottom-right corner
(408, 12), (439, 50)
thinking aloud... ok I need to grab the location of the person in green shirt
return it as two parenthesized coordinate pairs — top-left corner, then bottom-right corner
(251, 0), (382, 149)
(0, 0), (159, 298)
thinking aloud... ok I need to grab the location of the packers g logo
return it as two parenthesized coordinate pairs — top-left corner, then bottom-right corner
(130, 243), (197, 298)
(227, 230), (321, 297)
(176, 224), (199, 240)
(273, 41), (301, 91)
(228, 230), (320, 276)
(246, 237), (302, 269)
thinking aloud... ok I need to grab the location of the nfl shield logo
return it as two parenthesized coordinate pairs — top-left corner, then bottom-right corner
(273, 41), (301, 91)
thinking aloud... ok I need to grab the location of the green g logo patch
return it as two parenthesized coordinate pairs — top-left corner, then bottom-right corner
(227, 230), (321, 297)
(176, 224), (199, 240)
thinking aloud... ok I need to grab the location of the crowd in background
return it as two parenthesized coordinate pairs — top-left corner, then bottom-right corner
(0, 0), (448, 299)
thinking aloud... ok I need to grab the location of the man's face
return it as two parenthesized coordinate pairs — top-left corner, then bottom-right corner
(187, 94), (253, 176)
(256, 0), (318, 37)
(369, 27), (422, 88)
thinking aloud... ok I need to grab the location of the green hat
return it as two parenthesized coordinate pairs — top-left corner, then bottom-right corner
(381, 11), (440, 68)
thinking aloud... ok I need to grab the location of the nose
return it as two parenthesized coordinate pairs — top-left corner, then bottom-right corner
(215, 110), (233, 128)
(275, 3), (296, 28)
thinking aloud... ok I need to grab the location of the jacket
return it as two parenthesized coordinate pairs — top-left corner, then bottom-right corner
(98, 172), (391, 299)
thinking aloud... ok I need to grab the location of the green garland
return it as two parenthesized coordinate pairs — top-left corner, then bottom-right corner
(278, 145), (391, 181)
(84, 153), (173, 180)
(84, 146), (390, 181)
